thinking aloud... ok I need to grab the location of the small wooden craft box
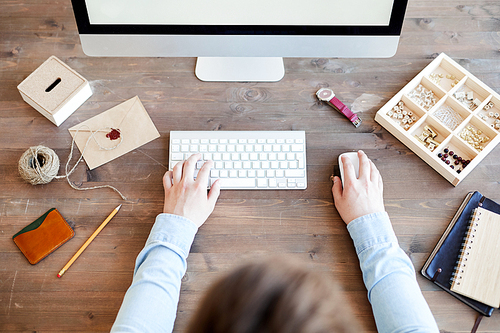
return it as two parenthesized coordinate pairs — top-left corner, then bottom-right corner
(17, 56), (92, 126)
(375, 53), (500, 186)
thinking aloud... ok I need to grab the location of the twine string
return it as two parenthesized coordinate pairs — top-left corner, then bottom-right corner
(18, 126), (127, 200)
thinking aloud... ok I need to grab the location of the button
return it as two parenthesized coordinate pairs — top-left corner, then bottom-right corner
(216, 178), (256, 188)
(257, 179), (267, 187)
(171, 153), (183, 160)
(285, 170), (305, 178)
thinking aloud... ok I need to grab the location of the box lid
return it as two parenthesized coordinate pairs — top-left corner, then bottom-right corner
(18, 56), (87, 115)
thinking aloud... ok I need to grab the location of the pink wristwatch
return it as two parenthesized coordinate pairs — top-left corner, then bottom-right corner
(316, 88), (362, 128)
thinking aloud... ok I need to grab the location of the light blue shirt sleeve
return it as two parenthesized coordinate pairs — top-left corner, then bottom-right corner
(112, 211), (439, 333)
(347, 212), (439, 333)
(111, 213), (198, 333)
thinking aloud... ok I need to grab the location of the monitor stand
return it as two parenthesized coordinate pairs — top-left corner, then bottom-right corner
(195, 57), (285, 82)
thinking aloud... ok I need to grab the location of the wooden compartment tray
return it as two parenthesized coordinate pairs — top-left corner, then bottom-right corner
(375, 53), (500, 186)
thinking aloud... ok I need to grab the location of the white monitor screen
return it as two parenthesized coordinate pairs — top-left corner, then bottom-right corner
(85, 0), (395, 26)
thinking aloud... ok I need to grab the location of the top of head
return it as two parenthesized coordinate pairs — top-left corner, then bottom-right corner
(339, 152), (360, 186)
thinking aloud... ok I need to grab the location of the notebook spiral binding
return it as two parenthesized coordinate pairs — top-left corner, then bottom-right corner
(450, 209), (482, 286)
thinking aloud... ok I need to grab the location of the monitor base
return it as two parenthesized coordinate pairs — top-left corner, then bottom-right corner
(195, 57), (285, 82)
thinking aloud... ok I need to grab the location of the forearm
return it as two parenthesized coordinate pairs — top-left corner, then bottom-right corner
(111, 214), (198, 333)
(347, 212), (439, 333)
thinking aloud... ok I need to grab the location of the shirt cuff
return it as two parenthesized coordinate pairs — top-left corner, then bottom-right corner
(145, 213), (198, 259)
(346, 211), (398, 255)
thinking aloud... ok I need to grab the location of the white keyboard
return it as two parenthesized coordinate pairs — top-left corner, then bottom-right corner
(169, 131), (307, 189)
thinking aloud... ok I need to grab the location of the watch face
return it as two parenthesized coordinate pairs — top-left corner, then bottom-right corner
(316, 88), (335, 101)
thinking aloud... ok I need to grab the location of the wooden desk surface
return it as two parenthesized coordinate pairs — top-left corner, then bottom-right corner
(1, 0), (499, 332)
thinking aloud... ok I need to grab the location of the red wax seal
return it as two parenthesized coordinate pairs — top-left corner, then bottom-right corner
(106, 128), (121, 140)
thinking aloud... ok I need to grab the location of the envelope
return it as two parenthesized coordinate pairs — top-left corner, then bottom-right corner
(68, 96), (160, 170)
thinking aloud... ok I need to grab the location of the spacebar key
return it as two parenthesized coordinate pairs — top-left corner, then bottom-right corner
(213, 178), (256, 188)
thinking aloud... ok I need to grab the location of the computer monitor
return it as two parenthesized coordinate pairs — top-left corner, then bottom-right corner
(71, 0), (408, 82)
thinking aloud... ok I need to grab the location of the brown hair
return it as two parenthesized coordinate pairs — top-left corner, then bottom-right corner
(186, 258), (358, 333)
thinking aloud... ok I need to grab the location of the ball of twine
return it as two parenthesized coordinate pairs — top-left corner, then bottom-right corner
(18, 146), (61, 185)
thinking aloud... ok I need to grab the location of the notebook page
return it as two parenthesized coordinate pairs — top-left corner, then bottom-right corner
(451, 207), (500, 308)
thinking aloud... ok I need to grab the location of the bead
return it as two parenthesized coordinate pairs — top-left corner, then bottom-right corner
(444, 148), (449, 153)
(437, 153), (443, 158)
(449, 150), (454, 155)
(445, 160), (450, 165)
(441, 157), (447, 162)
(450, 165), (454, 169)
(457, 169), (461, 174)
(454, 160), (459, 165)
(453, 154), (458, 159)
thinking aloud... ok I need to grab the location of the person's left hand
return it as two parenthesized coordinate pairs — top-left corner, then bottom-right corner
(163, 153), (220, 228)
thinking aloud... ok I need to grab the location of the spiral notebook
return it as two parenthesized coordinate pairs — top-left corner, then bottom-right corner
(421, 191), (500, 317)
(450, 207), (500, 308)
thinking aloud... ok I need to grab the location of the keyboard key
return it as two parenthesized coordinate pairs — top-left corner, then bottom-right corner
(285, 170), (305, 178)
(214, 178), (256, 188)
(171, 153), (183, 160)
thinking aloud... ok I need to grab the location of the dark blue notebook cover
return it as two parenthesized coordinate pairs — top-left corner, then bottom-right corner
(421, 191), (500, 317)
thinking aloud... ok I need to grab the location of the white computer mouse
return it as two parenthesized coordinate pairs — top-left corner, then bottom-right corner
(338, 152), (360, 186)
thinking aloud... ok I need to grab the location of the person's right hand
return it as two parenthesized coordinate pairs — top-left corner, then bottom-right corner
(331, 150), (385, 225)
(162, 153), (220, 228)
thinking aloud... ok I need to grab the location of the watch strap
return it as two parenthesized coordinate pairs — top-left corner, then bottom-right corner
(328, 97), (362, 128)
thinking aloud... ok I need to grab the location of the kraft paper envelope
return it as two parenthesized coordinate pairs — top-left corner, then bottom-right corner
(68, 96), (160, 170)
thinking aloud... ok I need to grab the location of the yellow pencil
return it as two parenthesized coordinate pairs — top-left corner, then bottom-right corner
(57, 204), (122, 278)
